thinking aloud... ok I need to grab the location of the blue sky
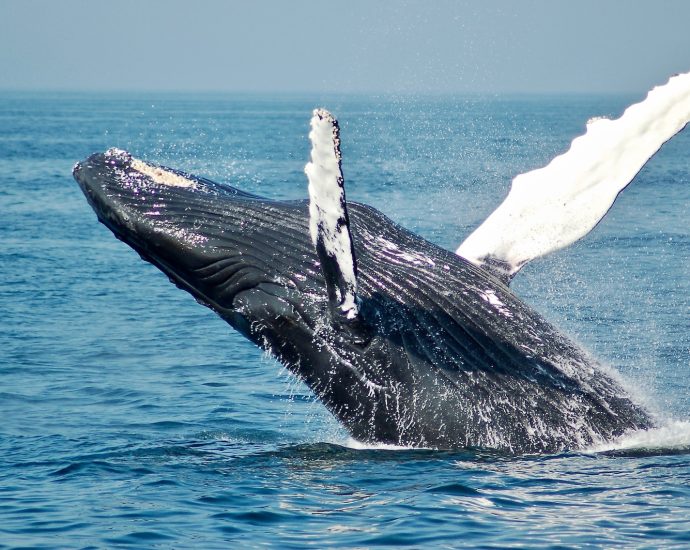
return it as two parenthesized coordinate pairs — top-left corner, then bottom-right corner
(1, 0), (689, 93)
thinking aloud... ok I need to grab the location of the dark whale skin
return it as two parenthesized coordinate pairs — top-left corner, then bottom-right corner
(73, 150), (654, 454)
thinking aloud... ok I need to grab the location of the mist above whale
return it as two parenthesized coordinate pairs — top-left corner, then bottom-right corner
(73, 72), (690, 454)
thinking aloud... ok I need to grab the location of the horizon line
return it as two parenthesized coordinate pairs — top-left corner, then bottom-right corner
(0, 87), (643, 98)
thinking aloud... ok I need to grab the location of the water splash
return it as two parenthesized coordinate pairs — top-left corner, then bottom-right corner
(587, 420), (690, 454)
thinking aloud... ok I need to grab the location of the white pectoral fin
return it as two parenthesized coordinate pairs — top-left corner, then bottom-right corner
(457, 71), (690, 283)
(305, 108), (359, 320)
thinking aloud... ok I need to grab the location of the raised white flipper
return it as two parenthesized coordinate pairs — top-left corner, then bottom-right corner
(457, 71), (690, 283)
(305, 108), (359, 320)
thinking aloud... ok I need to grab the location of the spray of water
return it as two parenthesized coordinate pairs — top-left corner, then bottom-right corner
(587, 420), (690, 454)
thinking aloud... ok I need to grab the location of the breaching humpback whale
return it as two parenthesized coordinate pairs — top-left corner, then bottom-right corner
(73, 72), (690, 454)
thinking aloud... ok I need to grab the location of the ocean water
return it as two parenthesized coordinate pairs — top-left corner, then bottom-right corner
(1, 91), (689, 548)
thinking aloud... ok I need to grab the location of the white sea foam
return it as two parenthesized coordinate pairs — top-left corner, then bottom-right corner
(586, 420), (690, 453)
(344, 437), (419, 451)
(346, 422), (690, 455)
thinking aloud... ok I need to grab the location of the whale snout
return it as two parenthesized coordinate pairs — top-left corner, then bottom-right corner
(73, 150), (138, 237)
(73, 148), (203, 244)
(73, 149), (316, 317)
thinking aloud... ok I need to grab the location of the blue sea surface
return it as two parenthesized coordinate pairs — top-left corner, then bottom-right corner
(1, 91), (689, 548)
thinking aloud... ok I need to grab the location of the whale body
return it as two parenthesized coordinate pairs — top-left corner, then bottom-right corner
(73, 148), (652, 454)
(73, 72), (690, 454)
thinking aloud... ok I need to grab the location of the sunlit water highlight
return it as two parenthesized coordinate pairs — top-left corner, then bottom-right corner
(1, 92), (689, 547)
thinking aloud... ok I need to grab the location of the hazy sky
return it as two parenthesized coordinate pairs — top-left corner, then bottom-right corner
(2, 0), (690, 94)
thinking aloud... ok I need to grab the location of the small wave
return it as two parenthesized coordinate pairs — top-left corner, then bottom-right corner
(586, 420), (690, 455)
